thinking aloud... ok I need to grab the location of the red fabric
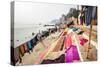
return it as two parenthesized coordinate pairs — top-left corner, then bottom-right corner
(80, 38), (88, 45)
(64, 32), (73, 49)
(24, 43), (28, 51)
(78, 35), (88, 46)
(63, 32), (67, 36)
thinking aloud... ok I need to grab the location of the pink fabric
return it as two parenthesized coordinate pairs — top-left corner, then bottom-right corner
(65, 45), (80, 62)
(64, 32), (73, 49)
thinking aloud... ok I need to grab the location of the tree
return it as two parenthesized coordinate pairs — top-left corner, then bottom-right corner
(66, 8), (80, 18)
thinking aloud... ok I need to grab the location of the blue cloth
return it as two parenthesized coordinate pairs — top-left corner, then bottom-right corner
(92, 7), (97, 19)
(85, 6), (93, 26)
(73, 27), (78, 31)
(27, 41), (32, 49)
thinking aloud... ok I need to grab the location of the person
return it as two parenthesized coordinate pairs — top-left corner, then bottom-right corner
(32, 32), (34, 36)
(37, 30), (46, 47)
(37, 31), (42, 41)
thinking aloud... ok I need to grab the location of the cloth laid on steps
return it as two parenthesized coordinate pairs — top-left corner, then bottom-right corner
(44, 50), (65, 60)
(65, 45), (80, 63)
(41, 54), (65, 64)
(53, 36), (64, 52)
(64, 32), (73, 49)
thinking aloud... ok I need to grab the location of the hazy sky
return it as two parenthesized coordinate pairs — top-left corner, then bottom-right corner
(14, 2), (78, 47)
(15, 2), (77, 28)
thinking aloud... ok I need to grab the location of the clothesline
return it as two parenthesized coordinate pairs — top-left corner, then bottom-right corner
(37, 27), (82, 63)
(40, 26), (97, 63)
(34, 32), (63, 64)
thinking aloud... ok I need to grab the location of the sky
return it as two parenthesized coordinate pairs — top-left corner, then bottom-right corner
(14, 1), (78, 47)
(15, 1), (77, 28)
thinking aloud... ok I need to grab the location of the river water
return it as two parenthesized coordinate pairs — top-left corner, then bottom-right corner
(14, 24), (55, 48)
